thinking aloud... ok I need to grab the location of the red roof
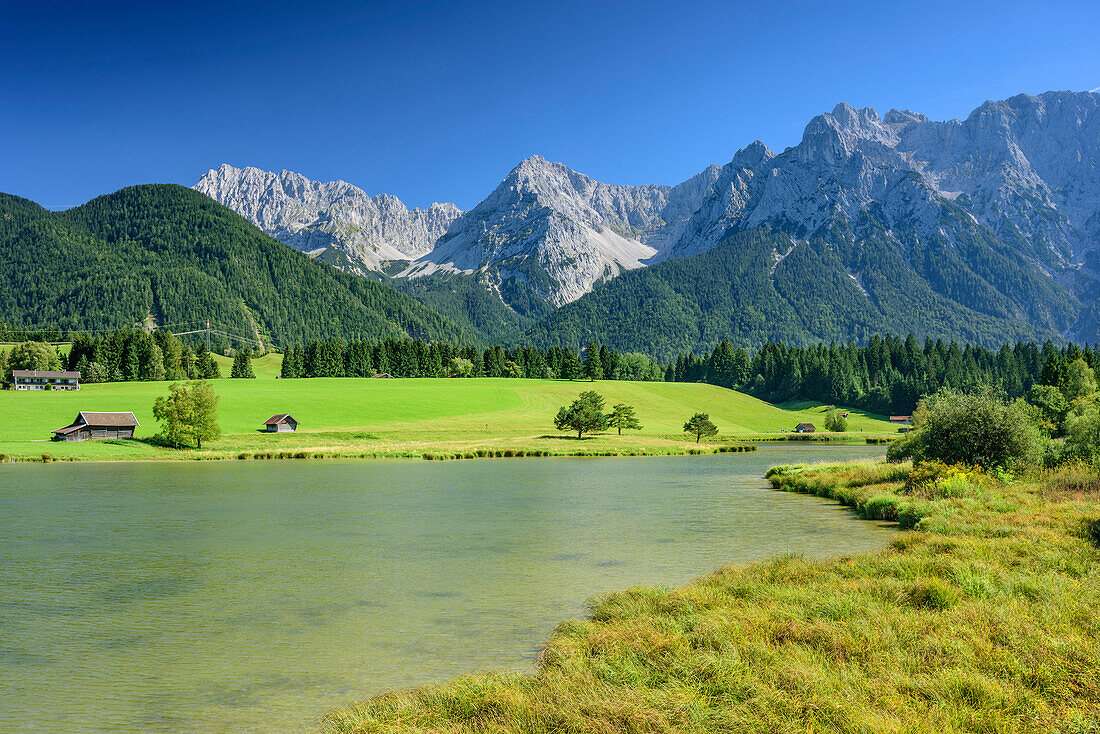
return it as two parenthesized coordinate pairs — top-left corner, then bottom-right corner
(13, 370), (80, 379)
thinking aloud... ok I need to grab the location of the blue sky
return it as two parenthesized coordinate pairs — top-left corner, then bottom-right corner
(3, 0), (1098, 210)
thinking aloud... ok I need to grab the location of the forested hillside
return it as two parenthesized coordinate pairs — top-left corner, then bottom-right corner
(0, 186), (470, 345)
(528, 228), (1057, 359)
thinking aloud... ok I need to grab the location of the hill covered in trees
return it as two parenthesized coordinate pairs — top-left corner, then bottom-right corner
(527, 228), (1062, 359)
(0, 186), (470, 346)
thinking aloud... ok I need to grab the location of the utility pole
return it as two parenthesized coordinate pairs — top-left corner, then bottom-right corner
(205, 320), (211, 351)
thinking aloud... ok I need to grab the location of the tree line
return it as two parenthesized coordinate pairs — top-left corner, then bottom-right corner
(0, 329), (260, 385)
(277, 339), (665, 382)
(667, 335), (1099, 415)
(6, 327), (1099, 419)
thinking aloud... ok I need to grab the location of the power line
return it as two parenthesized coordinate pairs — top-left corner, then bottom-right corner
(1, 321), (282, 352)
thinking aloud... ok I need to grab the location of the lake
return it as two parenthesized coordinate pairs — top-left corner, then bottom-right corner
(0, 446), (891, 733)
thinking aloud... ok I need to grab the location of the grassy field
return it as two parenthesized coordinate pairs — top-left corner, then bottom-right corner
(0, 370), (897, 461)
(322, 460), (1100, 734)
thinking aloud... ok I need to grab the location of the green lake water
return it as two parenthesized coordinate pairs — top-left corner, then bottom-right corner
(0, 446), (892, 733)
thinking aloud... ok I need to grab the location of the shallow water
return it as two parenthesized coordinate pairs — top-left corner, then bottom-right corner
(0, 446), (891, 733)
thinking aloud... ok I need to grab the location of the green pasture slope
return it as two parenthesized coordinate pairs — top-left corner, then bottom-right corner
(0, 365), (897, 461)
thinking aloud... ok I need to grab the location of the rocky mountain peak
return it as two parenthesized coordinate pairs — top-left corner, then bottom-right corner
(194, 164), (463, 270)
(197, 90), (1100, 331)
(729, 140), (774, 171)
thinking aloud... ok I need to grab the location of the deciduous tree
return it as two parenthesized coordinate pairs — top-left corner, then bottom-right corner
(7, 341), (62, 376)
(153, 380), (221, 449)
(554, 390), (608, 438)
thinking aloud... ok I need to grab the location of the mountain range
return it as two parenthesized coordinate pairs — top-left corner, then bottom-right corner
(195, 89), (1100, 354)
(2, 90), (1097, 358)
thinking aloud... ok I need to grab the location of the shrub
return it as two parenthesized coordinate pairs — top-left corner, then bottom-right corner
(1064, 402), (1100, 468)
(237, 452), (250, 460)
(41, 453), (53, 463)
(824, 409), (849, 432)
(904, 461), (987, 499)
(887, 387), (1042, 470)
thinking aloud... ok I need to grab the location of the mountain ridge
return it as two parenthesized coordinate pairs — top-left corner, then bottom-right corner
(187, 89), (1100, 348)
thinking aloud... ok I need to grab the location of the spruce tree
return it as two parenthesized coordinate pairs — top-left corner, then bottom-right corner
(231, 347), (256, 379)
(583, 341), (603, 381)
(561, 349), (582, 380)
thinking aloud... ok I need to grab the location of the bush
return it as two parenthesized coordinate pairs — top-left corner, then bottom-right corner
(824, 409), (849, 432)
(887, 387), (1042, 470)
(1064, 401), (1100, 468)
(903, 461), (987, 499)
(41, 453), (53, 463)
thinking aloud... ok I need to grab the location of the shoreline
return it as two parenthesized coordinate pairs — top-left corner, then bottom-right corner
(0, 433), (897, 465)
(317, 458), (1100, 733)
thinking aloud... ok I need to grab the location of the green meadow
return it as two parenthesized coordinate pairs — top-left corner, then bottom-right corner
(0, 359), (896, 460)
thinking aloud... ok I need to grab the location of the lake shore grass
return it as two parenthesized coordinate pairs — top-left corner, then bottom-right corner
(0, 377), (897, 462)
(321, 459), (1100, 734)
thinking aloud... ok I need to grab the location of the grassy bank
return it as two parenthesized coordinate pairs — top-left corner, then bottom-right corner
(0, 377), (895, 461)
(322, 460), (1100, 733)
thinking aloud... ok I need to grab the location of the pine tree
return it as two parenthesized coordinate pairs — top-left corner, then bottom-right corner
(231, 347), (256, 379)
(608, 403), (642, 435)
(583, 341), (603, 381)
(195, 343), (221, 379)
(683, 412), (718, 443)
(561, 349), (582, 380)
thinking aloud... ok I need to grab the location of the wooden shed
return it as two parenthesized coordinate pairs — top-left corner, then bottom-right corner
(263, 414), (298, 433)
(794, 422), (816, 433)
(52, 412), (139, 442)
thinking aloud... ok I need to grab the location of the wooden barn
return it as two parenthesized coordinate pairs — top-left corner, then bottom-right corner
(263, 414), (298, 433)
(794, 422), (816, 433)
(52, 412), (139, 442)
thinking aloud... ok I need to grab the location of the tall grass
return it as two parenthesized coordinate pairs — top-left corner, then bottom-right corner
(322, 459), (1100, 734)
